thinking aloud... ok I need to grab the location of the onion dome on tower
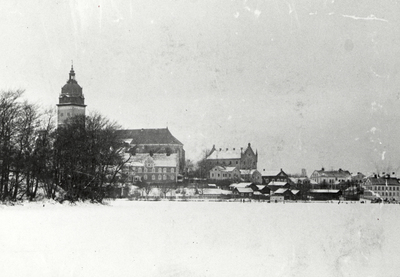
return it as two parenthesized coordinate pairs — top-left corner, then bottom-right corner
(57, 65), (86, 126)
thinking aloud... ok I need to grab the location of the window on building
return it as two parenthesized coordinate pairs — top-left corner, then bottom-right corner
(158, 168), (162, 173)
(158, 175), (162, 180)
(152, 175), (155, 180)
(144, 168), (147, 173)
(163, 175), (167, 180)
(171, 175), (175, 181)
(138, 168), (142, 173)
(171, 168), (175, 173)
(143, 175), (148, 180)
(163, 168), (167, 173)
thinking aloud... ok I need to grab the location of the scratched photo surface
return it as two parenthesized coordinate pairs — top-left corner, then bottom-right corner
(0, 0), (399, 276)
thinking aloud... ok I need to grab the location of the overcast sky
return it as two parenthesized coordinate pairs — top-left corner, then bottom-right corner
(0, 0), (399, 175)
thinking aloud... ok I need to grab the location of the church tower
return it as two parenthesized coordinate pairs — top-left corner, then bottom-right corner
(57, 65), (86, 126)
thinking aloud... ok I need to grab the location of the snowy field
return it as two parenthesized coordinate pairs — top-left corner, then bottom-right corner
(1, 200), (400, 277)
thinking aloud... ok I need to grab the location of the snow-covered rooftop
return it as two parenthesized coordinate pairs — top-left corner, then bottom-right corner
(274, 188), (289, 194)
(262, 170), (281, 177)
(268, 181), (289, 186)
(229, 182), (252, 188)
(309, 189), (340, 193)
(207, 148), (242, 160)
(235, 187), (253, 193)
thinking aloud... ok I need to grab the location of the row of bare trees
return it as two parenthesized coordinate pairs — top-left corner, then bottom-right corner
(0, 90), (128, 203)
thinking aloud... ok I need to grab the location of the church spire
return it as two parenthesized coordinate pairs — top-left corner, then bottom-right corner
(69, 62), (76, 82)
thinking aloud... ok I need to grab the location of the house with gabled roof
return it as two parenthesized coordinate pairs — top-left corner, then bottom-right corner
(116, 128), (185, 173)
(272, 188), (294, 200)
(209, 166), (241, 181)
(267, 181), (291, 192)
(261, 169), (290, 185)
(206, 143), (258, 170)
(232, 187), (253, 197)
(310, 168), (351, 186)
(240, 169), (262, 184)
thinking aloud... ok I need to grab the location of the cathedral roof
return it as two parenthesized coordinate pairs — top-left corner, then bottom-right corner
(116, 128), (183, 145)
(59, 66), (85, 106)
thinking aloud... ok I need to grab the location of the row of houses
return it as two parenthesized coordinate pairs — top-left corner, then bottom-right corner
(201, 182), (342, 201)
(111, 130), (400, 202)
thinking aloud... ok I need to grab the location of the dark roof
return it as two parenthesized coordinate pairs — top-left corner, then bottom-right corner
(116, 128), (183, 145)
(59, 67), (84, 105)
(314, 169), (351, 178)
(367, 177), (399, 186)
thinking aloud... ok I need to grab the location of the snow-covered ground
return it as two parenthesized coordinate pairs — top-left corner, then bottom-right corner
(0, 200), (399, 277)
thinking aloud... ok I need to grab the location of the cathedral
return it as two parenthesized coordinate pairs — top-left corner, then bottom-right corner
(56, 66), (185, 175)
(57, 66), (86, 126)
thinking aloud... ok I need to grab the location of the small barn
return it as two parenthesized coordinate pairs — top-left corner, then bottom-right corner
(233, 187), (253, 197)
(272, 188), (294, 200)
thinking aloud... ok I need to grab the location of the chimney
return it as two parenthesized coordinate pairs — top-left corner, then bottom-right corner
(233, 148), (235, 150)
(219, 148), (222, 151)
(226, 148), (228, 151)
(321, 167), (325, 171)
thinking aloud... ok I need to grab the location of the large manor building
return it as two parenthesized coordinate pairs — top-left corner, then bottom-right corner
(206, 143), (258, 170)
(117, 128), (185, 174)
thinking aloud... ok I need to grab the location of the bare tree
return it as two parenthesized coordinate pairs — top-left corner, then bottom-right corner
(53, 113), (125, 202)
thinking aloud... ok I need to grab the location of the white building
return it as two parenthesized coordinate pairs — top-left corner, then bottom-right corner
(123, 153), (179, 184)
(363, 176), (400, 201)
(310, 168), (351, 185)
(209, 166), (241, 181)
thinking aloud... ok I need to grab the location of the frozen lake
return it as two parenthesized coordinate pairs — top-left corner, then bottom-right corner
(0, 200), (399, 276)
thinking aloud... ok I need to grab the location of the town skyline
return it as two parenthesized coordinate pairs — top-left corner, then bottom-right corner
(0, 1), (399, 175)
